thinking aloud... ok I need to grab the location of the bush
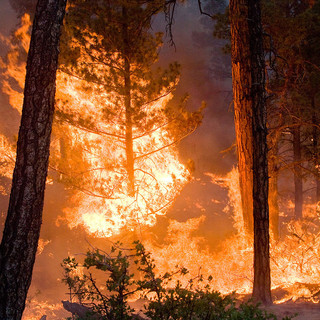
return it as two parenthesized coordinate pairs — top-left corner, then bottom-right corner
(61, 241), (294, 320)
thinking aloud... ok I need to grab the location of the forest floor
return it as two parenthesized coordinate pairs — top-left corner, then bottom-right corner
(24, 299), (320, 319)
(265, 302), (320, 319)
(131, 298), (320, 320)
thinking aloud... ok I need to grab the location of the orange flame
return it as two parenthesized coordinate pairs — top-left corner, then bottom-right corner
(2, 15), (320, 320)
(1, 14), (191, 237)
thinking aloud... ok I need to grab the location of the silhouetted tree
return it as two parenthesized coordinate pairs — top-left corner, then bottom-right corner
(229, 0), (272, 305)
(0, 0), (66, 318)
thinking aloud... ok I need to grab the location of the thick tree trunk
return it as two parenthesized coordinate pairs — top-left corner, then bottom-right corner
(229, 1), (254, 235)
(229, 0), (272, 305)
(122, 7), (135, 197)
(292, 126), (303, 219)
(0, 0), (66, 319)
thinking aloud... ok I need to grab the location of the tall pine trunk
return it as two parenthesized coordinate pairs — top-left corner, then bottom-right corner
(0, 0), (66, 318)
(229, 0), (272, 305)
(292, 126), (303, 219)
(229, 2), (254, 236)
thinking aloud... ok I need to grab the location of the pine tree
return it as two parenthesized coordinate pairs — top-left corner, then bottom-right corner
(229, 0), (272, 305)
(263, 0), (320, 218)
(0, 0), (66, 318)
(51, 0), (203, 235)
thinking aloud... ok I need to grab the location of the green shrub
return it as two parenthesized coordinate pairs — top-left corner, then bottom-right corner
(61, 241), (294, 320)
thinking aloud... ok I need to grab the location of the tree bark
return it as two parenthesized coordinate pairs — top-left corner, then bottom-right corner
(0, 0), (66, 318)
(292, 126), (303, 219)
(229, 0), (272, 305)
(229, 0), (254, 235)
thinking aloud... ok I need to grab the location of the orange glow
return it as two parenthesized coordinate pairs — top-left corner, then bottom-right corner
(55, 71), (190, 236)
(22, 300), (65, 320)
(2, 14), (320, 320)
(0, 14), (31, 114)
(145, 168), (253, 295)
(1, 14), (190, 238)
(145, 169), (320, 302)
(0, 135), (15, 184)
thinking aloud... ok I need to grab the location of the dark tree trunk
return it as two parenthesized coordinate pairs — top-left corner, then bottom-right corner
(229, 0), (254, 236)
(229, 0), (272, 305)
(0, 0), (66, 318)
(229, 0), (253, 229)
(122, 6), (135, 197)
(292, 126), (303, 219)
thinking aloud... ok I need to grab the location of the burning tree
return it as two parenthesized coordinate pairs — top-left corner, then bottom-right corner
(51, 0), (203, 236)
(0, 0), (203, 237)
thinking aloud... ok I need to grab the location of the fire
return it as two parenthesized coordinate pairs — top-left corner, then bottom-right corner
(145, 216), (253, 294)
(0, 13), (31, 114)
(22, 299), (65, 320)
(37, 238), (51, 256)
(0, 14), (31, 195)
(0, 14), (191, 237)
(2, 13), (320, 320)
(55, 71), (190, 236)
(145, 168), (253, 295)
(146, 168), (320, 302)
(0, 135), (15, 183)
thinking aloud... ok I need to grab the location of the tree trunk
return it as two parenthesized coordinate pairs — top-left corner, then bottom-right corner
(122, 6), (135, 197)
(0, 0), (66, 318)
(292, 126), (303, 219)
(229, 1), (254, 236)
(229, 0), (272, 305)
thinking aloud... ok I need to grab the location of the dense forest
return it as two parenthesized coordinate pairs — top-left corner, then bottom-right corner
(0, 0), (319, 319)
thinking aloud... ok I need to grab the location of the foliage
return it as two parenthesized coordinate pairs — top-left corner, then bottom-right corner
(62, 244), (136, 320)
(62, 242), (294, 320)
(58, 0), (202, 151)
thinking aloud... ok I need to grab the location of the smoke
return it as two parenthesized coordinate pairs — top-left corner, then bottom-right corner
(0, 0), (17, 38)
(9, 0), (37, 17)
(154, 1), (234, 175)
(0, 0), (21, 138)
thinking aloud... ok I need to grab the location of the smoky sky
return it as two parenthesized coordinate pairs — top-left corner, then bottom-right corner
(0, 3), (15, 35)
(153, 1), (235, 174)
